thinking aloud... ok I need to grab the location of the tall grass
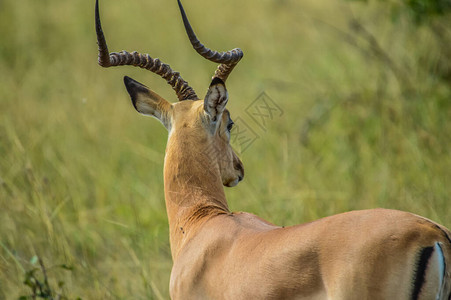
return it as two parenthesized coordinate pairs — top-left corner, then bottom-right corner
(0, 0), (450, 298)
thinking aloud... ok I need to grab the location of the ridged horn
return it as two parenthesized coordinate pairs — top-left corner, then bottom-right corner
(95, 0), (199, 101)
(177, 0), (243, 82)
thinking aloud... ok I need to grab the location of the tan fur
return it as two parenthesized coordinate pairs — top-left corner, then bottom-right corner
(96, 0), (450, 297)
(128, 90), (451, 299)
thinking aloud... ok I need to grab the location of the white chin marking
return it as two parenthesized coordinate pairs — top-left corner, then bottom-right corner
(225, 178), (239, 187)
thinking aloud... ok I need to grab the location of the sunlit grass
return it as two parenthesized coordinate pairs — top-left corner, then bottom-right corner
(1, 0), (450, 298)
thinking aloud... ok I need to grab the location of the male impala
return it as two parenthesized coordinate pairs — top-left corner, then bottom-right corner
(95, 0), (451, 298)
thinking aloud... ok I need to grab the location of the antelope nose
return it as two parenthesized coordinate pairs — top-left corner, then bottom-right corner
(234, 160), (244, 182)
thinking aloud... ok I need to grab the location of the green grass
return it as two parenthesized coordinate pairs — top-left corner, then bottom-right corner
(1, 0), (450, 298)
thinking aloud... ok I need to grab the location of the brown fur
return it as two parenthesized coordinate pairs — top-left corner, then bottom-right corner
(123, 78), (451, 299)
(97, 0), (450, 297)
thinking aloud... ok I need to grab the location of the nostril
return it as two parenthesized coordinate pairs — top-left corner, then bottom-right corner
(234, 161), (244, 182)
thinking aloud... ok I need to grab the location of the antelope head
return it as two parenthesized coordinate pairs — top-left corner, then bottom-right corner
(95, 0), (244, 188)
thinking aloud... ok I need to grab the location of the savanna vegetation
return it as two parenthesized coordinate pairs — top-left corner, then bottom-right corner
(1, 0), (450, 298)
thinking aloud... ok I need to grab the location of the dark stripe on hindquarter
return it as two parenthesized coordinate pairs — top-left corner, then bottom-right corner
(411, 246), (434, 300)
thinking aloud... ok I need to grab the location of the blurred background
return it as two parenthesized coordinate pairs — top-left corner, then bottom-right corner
(1, 0), (450, 298)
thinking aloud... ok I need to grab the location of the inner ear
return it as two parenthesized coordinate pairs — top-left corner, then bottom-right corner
(204, 77), (228, 123)
(123, 76), (173, 130)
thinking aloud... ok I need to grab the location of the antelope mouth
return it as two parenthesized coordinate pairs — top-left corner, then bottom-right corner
(225, 178), (240, 187)
(225, 174), (243, 187)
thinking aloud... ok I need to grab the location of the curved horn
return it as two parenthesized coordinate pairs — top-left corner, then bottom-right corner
(177, 0), (243, 82)
(95, 0), (199, 101)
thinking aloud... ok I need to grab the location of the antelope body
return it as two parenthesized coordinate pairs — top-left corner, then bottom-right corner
(95, 1), (451, 299)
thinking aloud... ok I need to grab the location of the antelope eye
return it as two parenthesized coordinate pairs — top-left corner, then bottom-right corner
(227, 121), (234, 132)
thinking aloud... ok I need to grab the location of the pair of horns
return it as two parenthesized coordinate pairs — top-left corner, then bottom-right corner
(95, 0), (243, 101)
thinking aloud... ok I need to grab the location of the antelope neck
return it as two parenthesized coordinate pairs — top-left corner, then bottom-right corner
(163, 133), (229, 258)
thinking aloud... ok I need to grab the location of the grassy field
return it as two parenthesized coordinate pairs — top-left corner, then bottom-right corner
(1, 0), (450, 298)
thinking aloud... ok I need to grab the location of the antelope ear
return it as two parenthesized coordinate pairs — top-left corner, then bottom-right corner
(204, 77), (228, 124)
(124, 76), (172, 130)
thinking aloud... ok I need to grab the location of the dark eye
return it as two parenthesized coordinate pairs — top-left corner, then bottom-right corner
(227, 121), (234, 132)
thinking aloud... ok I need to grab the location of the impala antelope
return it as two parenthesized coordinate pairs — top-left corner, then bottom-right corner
(95, 0), (451, 299)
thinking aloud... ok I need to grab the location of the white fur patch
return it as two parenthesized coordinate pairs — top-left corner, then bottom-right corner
(136, 98), (159, 118)
(204, 83), (228, 123)
(434, 242), (446, 300)
(210, 85), (227, 104)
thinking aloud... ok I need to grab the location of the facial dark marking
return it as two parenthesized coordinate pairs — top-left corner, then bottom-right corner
(226, 113), (234, 132)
